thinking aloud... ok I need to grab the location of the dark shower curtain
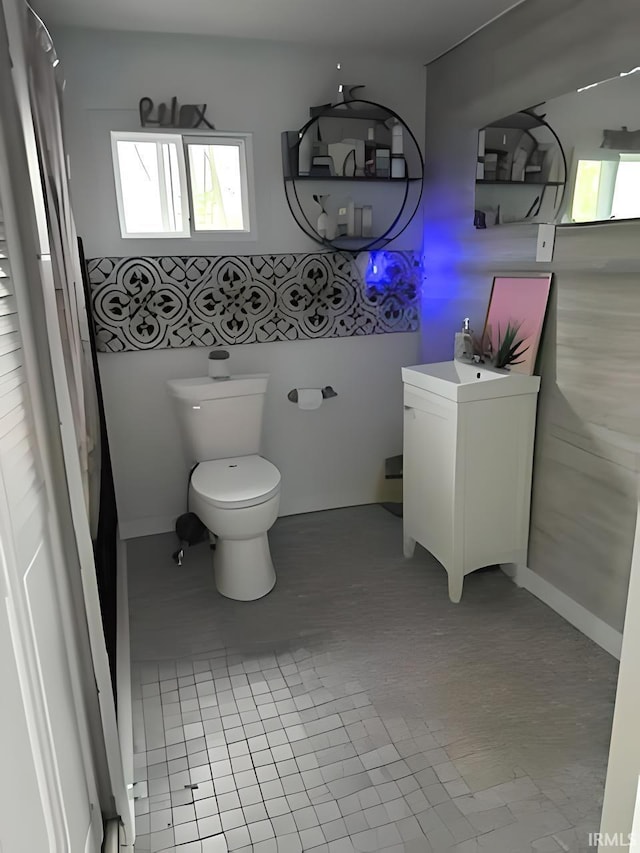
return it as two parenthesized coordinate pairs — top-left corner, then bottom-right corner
(78, 237), (119, 695)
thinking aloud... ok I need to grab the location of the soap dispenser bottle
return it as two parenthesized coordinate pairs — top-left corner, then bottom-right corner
(454, 318), (473, 361)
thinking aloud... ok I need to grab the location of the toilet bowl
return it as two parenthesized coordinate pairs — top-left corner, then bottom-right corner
(167, 373), (281, 601)
(189, 454), (281, 601)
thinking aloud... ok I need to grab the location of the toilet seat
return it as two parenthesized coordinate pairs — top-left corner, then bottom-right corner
(191, 455), (281, 510)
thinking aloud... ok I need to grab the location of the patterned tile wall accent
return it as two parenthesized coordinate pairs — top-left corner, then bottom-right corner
(87, 252), (420, 352)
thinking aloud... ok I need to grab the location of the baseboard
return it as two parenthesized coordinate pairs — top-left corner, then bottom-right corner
(503, 565), (622, 660)
(117, 502), (385, 540)
(118, 516), (175, 540)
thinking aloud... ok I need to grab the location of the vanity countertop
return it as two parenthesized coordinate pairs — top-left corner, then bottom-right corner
(402, 360), (540, 403)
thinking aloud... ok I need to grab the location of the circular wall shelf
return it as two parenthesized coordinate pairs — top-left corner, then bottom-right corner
(282, 99), (424, 251)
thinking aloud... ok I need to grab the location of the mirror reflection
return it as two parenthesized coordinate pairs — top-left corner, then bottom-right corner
(475, 65), (640, 227)
(475, 112), (566, 228)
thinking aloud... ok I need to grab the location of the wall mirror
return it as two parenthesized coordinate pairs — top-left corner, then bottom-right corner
(474, 65), (640, 227)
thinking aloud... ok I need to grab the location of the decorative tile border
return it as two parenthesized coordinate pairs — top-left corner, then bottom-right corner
(87, 251), (420, 353)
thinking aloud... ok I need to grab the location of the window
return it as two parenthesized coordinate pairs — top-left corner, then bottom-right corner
(571, 160), (603, 222)
(610, 155), (640, 219)
(111, 131), (254, 239)
(570, 152), (640, 222)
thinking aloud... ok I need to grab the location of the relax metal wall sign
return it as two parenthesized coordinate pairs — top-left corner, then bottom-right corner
(138, 97), (215, 129)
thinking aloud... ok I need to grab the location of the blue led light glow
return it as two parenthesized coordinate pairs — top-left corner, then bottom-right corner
(364, 251), (414, 293)
(356, 251), (422, 329)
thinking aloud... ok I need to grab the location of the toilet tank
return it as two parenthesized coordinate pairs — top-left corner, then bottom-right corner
(167, 374), (269, 463)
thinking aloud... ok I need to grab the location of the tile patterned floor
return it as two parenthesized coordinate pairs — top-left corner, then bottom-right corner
(128, 506), (618, 853)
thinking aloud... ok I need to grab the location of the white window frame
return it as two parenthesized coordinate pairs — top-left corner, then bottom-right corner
(610, 152), (640, 220)
(111, 131), (190, 239)
(183, 134), (254, 238)
(566, 148), (640, 223)
(110, 130), (256, 241)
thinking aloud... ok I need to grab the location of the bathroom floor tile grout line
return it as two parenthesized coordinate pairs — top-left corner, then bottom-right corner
(132, 644), (602, 852)
(129, 506), (615, 853)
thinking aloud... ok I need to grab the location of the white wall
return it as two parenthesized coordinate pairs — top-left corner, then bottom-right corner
(56, 27), (425, 259)
(99, 334), (417, 538)
(56, 27), (424, 536)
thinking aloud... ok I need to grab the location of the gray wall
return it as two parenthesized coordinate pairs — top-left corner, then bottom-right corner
(422, 0), (640, 632)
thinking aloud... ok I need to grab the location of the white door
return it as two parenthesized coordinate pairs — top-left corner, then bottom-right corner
(0, 108), (102, 853)
(0, 585), (50, 853)
(403, 389), (457, 567)
(0, 527), (101, 853)
(0, 2), (134, 848)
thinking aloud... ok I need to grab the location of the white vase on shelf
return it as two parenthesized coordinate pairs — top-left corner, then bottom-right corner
(313, 194), (331, 239)
(317, 212), (329, 238)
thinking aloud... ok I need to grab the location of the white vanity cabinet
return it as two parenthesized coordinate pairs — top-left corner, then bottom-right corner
(401, 361), (540, 602)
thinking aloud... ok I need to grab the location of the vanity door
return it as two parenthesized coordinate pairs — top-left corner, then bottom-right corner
(403, 386), (458, 570)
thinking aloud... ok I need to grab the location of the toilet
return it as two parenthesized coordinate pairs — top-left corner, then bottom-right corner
(167, 374), (280, 601)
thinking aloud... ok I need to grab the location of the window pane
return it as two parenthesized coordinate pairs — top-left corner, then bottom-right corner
(115, 138), (185, 234)
(611, 160), (640, 220)
(571, 160), (601, 222)
(161, 142), (185, 232)
(187, 143), (245, 231)
(116, 140), (164, 233)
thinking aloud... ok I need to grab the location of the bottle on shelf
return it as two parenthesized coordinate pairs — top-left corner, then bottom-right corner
(336, 198), (351, 237)
(354, 207), (363, 236)
(365, 127), (376, 177)
(375, 149), (391, 178)
(362, 205), (373, 237)
(346, 200), (356, 237)
(391, 120), (404, 156)
(390, 120), (405, 178)
(391, 157), (406, 179)
(298, 128), (312, 176)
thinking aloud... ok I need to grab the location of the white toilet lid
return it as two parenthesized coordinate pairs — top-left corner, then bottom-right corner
(191, 455), (281, 509)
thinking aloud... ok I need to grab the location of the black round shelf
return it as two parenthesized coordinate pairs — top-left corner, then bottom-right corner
(282, 99), (424, 252)
(476, 180), (564, 187)
(476, 109), (567, 224)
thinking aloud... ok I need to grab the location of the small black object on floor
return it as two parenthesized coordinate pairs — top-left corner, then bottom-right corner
(172, 512), (208, 566)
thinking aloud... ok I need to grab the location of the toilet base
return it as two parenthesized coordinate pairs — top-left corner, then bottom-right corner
(213, 533), (276, 601)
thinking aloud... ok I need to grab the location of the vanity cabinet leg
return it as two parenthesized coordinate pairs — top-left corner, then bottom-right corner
(448, 571), (464, 603)
(403, 534), (416, 559)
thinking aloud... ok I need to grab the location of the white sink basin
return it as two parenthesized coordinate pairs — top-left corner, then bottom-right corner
(402, 360), (540, 402)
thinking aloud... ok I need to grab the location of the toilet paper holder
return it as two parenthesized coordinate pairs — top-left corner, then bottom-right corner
(287, 386), (338, 403)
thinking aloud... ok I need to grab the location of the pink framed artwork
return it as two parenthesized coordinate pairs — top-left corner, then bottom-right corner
(482, 274), (552, 375)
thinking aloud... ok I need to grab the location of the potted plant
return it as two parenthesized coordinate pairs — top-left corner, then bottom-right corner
(472, 320), (529, 369)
